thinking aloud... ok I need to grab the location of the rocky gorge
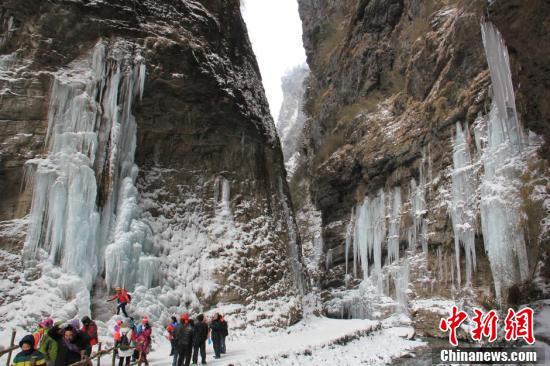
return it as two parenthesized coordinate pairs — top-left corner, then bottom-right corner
(0, 0), (548, 352)
(291, 0), (550, 336)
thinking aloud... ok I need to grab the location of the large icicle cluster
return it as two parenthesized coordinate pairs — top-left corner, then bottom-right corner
(449, 122), (478, 286)
(478, 21), (530, 303)
(351, 189), (386, 291)
(24, 40), (155, 292)
(343, 184), (417, 317)
(442, 21), (538, 302)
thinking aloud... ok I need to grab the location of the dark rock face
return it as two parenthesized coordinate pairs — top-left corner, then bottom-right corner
(490, 0), (550, 158)
(0, 0), (303, 320)
(296, 0), (550, 322)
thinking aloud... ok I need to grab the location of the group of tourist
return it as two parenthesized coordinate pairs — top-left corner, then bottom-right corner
(12, 316), (98, 366)
(167, 313), (229, 366)
(10, 287), (229, 366)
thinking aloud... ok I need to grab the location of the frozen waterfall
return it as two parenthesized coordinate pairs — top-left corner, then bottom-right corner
(24, 40), (154, 291)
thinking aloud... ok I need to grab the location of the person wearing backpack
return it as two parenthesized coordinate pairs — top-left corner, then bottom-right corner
(114, 320), (134, 366)
(174, 314), (194, 366)
(108, 287), (131, 317)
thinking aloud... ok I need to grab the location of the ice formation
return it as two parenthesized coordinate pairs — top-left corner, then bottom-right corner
(344, 186), (411, 315)
(387, 187), (401, 264)
(214, 176), (233, 221)
(277, 177), (307, 295)
(449, 122), (478, 285)
(24, 40), (151, 291)
(407, 151), (429, 253)
(0, 14), (14, 49)
(325, 248), (333, 271)
(479, 21), (530, 303)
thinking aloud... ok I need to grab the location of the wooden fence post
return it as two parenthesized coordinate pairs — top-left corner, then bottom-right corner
(30, 356), (37, 366)
(5, 329), (16, 366)
(111, 347), (116, 366)
(96, 343), (102, 366)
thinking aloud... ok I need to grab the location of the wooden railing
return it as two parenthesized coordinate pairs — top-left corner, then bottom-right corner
(0, 330), (18, 366)
(69, 344), (144, 366)
(1, 329), (145, 366)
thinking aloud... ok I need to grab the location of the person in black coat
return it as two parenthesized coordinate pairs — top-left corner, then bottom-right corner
(208, 314), (224, 359)
(174, 314), (194, 366)
(192, 314), (208, 365)
(48, 323), (90, 366)
(220, 315), (228, 354)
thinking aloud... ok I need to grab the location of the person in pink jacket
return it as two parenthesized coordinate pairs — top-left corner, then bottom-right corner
(135, 317), (152, 365)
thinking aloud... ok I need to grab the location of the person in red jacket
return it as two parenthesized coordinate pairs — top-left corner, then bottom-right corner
(81, 316), (98, 356)
(108, 287), (130, 317)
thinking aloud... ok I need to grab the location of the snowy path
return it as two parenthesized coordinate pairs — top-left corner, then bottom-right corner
(147, 317), (424, 365)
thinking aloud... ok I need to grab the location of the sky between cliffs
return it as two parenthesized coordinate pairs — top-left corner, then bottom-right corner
(241, 0), (307, 122)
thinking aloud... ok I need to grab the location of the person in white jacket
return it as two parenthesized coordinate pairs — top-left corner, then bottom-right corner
(114, 320), (135, 366)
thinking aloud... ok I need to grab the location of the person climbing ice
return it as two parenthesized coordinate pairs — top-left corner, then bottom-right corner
(11, 334), (46, 366)
(108, 287), (131, 317)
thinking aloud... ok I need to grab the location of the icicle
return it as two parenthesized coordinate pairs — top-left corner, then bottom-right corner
(481, 21), (524, 151)
(479, 21), (530, 304)
(370, 190), (386, 291)
(394, 259), (409, 313)
(387, 187), (401, 263)
(0, 15), (15, 49)
(214, 177), (233, 220)
(325, 248), (333, 271)
(345, 207), (355, 276)
(353, 199), (368, 278)
(449, 122), (478, 286)
(408, 150), (429, 254)
(138, 256), (160, 288)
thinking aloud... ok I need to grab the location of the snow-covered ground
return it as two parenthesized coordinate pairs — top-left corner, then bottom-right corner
(145, 317), (424, 366)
